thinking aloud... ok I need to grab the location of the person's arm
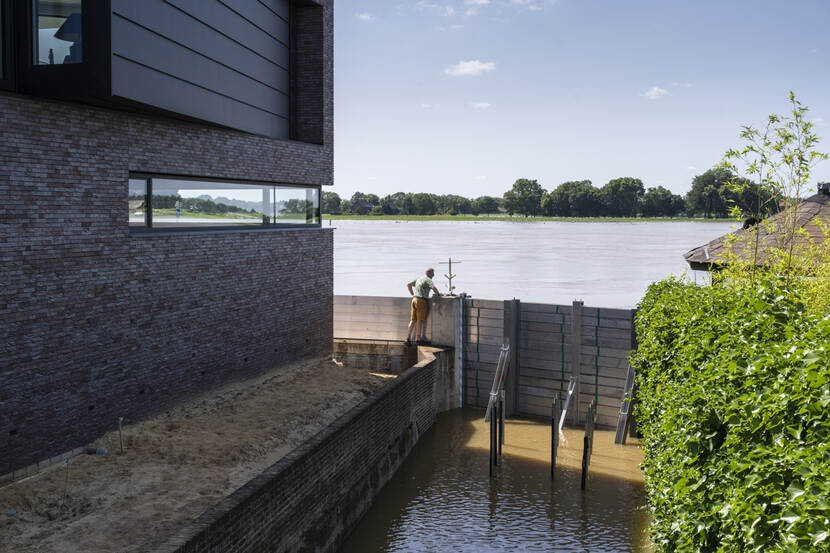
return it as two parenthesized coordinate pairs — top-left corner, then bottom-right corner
(407, 281), (415, 296)
(431, 285), (442, 297)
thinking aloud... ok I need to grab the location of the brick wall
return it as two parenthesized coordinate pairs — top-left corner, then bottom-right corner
(155, 348), (455, 553)
(0, 4), (334, 477)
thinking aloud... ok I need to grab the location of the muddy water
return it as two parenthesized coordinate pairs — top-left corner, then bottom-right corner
(333, 220), (734, 308)
(339, 408), (651, 553)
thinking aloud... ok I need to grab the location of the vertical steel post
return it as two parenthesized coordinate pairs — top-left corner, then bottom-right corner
(570, 300), (583, 425)
(489, 402), (495, 477)
(494, 398), (499, 466)
(503, 299), (520, 417)
(551, 393), (559, 480)
(499, 389), (505, 452)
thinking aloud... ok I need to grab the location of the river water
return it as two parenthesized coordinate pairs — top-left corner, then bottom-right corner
(332, 220), (734, 308)
(338, 408), (652, 553)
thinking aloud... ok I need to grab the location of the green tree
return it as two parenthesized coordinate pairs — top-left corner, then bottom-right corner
(321, 191), (342, 214)
(600, 177), (645, 217)
(686, 168), (735, 218)
(411, 193), (436, 215)
(641, 186), (685, 217)
(349, 192), (380, 206)
(503, 178), (545, 216)
(720, 92), (829, 277)
(471, 196), (500, 214)
(438, 195), (472, 215)
(542, 180), (598, 216)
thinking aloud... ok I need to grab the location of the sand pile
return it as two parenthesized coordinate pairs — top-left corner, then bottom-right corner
(0, 358), (393, 553)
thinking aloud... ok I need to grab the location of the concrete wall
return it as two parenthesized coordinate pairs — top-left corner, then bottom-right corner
(0, 36), (333, 476)
(334, 295), (636, 428)
(333, 339), (418, 373)
(334, 295), (459, 346)
(155, 347), (454, 553)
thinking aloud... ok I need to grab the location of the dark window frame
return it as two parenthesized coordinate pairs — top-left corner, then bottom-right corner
(15, 0), (110, 98)
(0, 0), (13, 90)
(129, 173), (322, 234)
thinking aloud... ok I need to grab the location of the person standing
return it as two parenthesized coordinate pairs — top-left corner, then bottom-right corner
(406, 268), (442, 345)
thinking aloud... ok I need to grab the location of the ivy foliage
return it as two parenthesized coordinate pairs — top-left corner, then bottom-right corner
(632, 277), (830, 552)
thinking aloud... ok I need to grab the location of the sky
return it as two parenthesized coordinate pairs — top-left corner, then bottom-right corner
(332, 0), (830, 200)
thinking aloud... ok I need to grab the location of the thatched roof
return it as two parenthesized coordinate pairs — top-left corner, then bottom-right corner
(684, 190), (830, 271)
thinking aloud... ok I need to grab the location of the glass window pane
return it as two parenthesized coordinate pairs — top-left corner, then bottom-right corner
(1, 2), (5, 80)
(275, 186), (319, 224)
(34, 0), (82, 65)
(128, 178), (147, 227)
(151, 179), (273, 228)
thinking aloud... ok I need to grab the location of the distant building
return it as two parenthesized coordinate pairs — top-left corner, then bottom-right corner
(350, 198), (375, 214)
(684, 183), (830, 271)
(1, 1), (333, 476)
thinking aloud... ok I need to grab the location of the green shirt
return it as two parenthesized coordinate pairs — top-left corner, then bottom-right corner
(412, 276), (434, 299)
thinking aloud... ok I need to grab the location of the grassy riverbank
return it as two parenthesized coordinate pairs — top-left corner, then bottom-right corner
(322, 214), (733, 223)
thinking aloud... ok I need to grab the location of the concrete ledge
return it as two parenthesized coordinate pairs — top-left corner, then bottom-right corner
(333, 339), (418, 373)
(155, 347), (455, 553)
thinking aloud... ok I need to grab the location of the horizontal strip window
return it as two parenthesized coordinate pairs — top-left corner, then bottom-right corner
(129, 175), (320, 231)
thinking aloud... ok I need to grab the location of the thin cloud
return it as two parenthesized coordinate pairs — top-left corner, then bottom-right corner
(445, 60), (495, 76)
(812, 117), (826, 127)
(671, 82), (693, 88)
(509, 0), (554, 9)
(357, 12), (375, 22)
(465, 0), (490, 4)
(642, 87), (669, 100)
(470, 102), (492, 110)
(415, 1), (456, 16)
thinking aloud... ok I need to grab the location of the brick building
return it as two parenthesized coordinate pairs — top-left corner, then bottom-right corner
(0, 0), (334, 475)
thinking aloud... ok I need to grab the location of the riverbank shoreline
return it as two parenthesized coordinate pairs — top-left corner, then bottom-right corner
(323, 214), (733, 223)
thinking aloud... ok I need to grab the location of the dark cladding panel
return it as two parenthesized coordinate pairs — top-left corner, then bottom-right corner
(164, 0), (289, 63)
(111, 16), (288, 117)
(112, 56), (289, 138)
(221, 0), (290, 37)
(110, 0), (290, 138)
(258, 0), (290, 21)
(112, 1), (289, 89)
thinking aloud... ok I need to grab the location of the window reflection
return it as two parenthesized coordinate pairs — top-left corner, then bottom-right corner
(152, 179), (269, 228)
(34, 0), (82, 65)
(1, 2), (5, 80)
(128, 178), (147, 227)
(129, 177), (320, 229)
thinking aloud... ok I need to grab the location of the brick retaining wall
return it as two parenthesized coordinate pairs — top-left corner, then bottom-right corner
(156, 348), (455, 553)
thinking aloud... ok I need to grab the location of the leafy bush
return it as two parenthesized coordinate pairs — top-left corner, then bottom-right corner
(632, 277), (830, 552)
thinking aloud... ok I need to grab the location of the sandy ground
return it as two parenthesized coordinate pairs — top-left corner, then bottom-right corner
(0, 358), (394, 553)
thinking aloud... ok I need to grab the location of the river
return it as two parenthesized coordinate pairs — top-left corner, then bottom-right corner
(338, 408), (652, 553)
(332, 220), (734, 308)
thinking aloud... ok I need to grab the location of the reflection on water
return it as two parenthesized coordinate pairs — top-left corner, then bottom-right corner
(339, 408), (652, 553)
(334, 220), (734, 307)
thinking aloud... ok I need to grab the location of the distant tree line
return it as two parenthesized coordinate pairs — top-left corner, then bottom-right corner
(151, 194), (256, 215)
(323, 168), (779, 219)
(322, 191), (502, 216)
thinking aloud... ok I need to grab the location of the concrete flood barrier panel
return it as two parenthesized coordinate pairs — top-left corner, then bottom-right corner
(334, 295), (637, 429)
(156, 346), (457, 553)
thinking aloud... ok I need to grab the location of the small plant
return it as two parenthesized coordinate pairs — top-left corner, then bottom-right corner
(720, 92), (828, 280)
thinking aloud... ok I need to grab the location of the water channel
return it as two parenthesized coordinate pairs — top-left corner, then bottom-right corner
(339, 408), (651, 553)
